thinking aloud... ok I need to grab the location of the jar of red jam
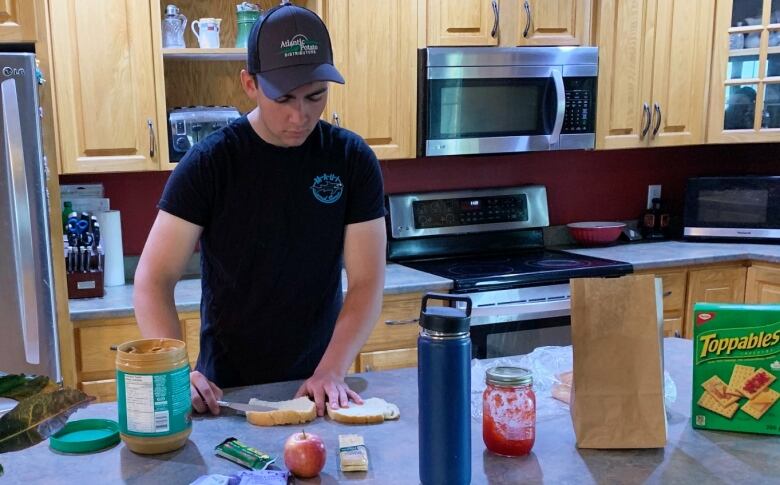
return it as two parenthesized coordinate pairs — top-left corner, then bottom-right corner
(483, 366), (536, 456)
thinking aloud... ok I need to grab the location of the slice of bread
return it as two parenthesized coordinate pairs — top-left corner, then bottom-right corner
(327, 397), (400, 424)
(245, 396), (316, 426)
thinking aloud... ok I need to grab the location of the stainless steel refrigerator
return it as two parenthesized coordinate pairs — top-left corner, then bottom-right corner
(0, 52), (60, 382)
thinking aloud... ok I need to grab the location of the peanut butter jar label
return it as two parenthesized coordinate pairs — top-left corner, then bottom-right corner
(117, 364), (192, 436)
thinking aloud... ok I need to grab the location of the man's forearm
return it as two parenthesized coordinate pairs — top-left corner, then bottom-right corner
(134, 278), (183, 340)
(316, 282), (383, 376)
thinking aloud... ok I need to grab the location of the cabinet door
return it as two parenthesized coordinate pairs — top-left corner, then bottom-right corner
(326, 0), (417, 159)
(708, 0), (780, 143)
(50, 0), (165, 173)
(182, 317), (201, 368)
(745, 264), (780, 304)
(77, 323), (142, 379)
(648, 0), (714, 147)
(361, 293), (424, 353)
(517, 0), (591, 46)
(685, 265), (747, 338)
(357, 348), (417, 372)
(427, 0), (498, 46)
(0, 0), (36, 42)
(594, 0), (656, 149)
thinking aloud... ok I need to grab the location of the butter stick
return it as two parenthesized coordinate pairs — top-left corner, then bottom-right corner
(338, 434), (368, 472)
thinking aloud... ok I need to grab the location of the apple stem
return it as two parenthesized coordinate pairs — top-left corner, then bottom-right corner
(302, 429), (306, 440)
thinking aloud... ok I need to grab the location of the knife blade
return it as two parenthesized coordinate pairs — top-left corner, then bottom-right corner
(217, 400), (276, 413)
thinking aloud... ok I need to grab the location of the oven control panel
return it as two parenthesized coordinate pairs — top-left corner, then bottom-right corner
(412, 194), (528, 229)
(388, 185), (550, 239)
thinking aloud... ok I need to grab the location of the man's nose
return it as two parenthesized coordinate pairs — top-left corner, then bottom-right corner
(288, 100), (308, 124)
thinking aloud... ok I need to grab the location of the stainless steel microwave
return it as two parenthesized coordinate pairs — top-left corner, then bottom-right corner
(684, 176), (780, 241)
(417, 46), (598, 157)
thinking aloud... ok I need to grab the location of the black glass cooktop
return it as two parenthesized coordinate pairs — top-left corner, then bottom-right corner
(401, 250), (633, 291)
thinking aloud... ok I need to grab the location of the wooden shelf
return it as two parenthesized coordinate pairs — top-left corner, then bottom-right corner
(162, 48), (246, 60)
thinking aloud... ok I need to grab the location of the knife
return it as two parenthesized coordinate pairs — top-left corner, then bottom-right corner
(217, 400), (276, 414)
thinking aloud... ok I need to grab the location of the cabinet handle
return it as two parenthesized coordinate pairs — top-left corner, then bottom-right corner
(147, 119), (156, 158)
(491, 0), (499, 38)
(523, 1), (532, 38)
(674, 331), (681, 338)
(652, 103), (662, 137)
(663, 291), (672, 298)
(364, 364), (372, 372)
(332, 112), (340, 127)
(640, 102), (651, 138)
(385, 317), (419, 326)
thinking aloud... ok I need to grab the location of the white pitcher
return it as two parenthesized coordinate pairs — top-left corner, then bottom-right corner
(191, 18), (222, 48)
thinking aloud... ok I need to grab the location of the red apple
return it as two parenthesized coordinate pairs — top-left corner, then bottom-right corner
(283, 430), (327, 478)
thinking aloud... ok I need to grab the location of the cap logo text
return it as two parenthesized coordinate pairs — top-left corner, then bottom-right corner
(280, 34), (319, 58)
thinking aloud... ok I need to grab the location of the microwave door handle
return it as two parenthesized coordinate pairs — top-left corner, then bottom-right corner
(550, 69), (565, 146)
(1, 79), (40, 365)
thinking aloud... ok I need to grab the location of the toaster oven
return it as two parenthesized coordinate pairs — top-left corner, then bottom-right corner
(167, 106), (241, 162)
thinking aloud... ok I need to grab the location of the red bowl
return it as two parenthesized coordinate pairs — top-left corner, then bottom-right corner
(566, 222), (626, 246)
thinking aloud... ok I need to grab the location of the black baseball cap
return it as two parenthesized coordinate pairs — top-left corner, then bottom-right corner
(247, 3), (344, 99)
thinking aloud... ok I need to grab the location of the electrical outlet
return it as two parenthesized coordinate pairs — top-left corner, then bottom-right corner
(647, 184), (662, 209)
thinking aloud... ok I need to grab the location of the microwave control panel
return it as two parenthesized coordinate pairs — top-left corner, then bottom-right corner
(562, 78), (596, 134)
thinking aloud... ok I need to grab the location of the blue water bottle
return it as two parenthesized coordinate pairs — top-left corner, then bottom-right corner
(418, 293), (472, 485)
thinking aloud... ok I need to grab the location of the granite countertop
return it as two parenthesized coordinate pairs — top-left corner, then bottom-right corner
(68, 263), (452, 321)
(562, 240), (780, 270)
(3, 339), (778, 484)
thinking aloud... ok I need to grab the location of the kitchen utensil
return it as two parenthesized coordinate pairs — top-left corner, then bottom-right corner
(235, 3), (261, 48)
(217, 400), (276, 414)
(567, 221), (626, 246)
(191, 18), (221, 48)
(162, 4), (188, 48)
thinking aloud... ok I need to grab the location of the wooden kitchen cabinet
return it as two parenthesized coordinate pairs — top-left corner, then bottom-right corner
(49, 0), (168, 173)
(707, 0), (780, 143)
(324, 0), (417, 159)
(639, 269), (688, 338)
(514, 0), (591, 46)
(0, 0), (37, 42)
(427, 0), (499, 46)
(353, 292), (430, 372)
(595, 0), (714, 149)
(745, 263), (780, 304)
(685, 263), (748, 338)
(73, 312), (199, 402)
(427, 0), (590, 47)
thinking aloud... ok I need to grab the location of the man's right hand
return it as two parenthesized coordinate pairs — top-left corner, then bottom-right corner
(190, 370), (223, 415)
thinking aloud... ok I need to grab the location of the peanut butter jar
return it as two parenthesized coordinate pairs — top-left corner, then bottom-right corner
(115, 338), (192, 454)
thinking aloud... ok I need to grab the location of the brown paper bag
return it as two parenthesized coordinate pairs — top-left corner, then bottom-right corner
(569, 274), (667, 448)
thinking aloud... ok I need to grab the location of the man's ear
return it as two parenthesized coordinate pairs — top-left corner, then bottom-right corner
(240, 69), (259, 98)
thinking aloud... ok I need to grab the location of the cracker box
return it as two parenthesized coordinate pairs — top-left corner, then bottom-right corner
(692, 303), (780, 435)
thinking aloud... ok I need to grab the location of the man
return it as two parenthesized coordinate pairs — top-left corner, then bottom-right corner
(133, 4), (386, 417)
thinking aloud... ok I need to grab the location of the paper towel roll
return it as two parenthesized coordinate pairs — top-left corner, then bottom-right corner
(96, 210), (125, 286)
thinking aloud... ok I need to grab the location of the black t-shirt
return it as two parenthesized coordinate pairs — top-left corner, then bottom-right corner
(158, 117), (385, 387)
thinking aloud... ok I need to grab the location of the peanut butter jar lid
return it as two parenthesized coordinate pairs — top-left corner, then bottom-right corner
(50, 418), (120, 454)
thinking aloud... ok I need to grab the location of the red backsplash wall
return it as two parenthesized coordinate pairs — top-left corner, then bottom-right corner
(60, 143), (780, 256)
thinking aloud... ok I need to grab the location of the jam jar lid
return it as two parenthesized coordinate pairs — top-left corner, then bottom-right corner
(486, 366), (533, 386)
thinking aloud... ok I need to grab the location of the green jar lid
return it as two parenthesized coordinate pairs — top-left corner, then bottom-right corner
(50, 418), (120, 453)
(486, 366), (533, 387)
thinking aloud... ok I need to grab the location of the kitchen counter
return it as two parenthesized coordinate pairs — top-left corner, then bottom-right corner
(68, 263), (452, 321)
(2, 339), (778, 484)
(563, 240), (780, 270)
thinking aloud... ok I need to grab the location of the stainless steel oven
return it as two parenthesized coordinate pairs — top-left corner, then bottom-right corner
(387, 186), (632, 358)
(417, 46), (598, 157)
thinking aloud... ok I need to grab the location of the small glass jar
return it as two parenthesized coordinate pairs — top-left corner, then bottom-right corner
(483, 366), (536, 456)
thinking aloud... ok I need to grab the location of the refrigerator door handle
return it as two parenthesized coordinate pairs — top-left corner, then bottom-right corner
(2, 79), (40, 364)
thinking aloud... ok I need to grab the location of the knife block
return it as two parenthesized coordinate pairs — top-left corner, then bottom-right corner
(67, 270), (105, 299)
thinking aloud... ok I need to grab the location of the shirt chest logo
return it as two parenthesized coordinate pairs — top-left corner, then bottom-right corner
(310, 173), (343, 204)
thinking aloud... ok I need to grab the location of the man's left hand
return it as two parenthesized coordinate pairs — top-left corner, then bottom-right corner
(295, 369), (363, 417)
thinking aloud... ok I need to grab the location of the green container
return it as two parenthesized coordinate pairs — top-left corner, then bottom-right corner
(692, 303), (780, 436)
(235, 10), (260, 48)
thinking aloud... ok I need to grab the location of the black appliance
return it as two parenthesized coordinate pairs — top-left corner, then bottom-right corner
(387, 185), (632, 359)
(684, 176), (780, 242)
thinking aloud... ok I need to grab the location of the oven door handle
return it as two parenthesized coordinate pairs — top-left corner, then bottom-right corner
(464, 299), (571, 324)
(550, 69), (565, 147)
